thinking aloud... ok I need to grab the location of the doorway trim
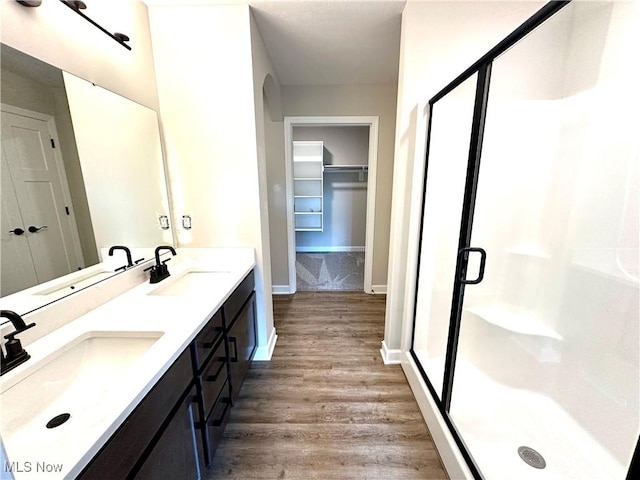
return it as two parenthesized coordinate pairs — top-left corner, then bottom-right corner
(284, 115), (379, 294)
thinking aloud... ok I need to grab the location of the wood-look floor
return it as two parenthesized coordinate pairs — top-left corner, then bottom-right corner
(204, 292), (448, 480)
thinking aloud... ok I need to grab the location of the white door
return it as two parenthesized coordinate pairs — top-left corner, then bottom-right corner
(1, 152), (38, 296)
(1, 107), (83, 294)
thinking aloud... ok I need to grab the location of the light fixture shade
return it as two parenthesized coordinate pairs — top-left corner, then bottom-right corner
(16, 0), (43, 6)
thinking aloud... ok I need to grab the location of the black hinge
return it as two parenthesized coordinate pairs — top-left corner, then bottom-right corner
(65, 206), (70, 215)
(50, 138), (56, 148)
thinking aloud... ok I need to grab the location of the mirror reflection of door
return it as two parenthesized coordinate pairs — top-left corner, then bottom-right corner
(1, 105), (83, 296)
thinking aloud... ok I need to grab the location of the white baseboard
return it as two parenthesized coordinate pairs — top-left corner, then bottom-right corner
(402, 353), (474, 479)
(296, 246), (365, 253)
(253, 327), (278, 361)
(379, 340), (402, 364)
(272, 285), (292, 295)
(371, 284), (387, 294)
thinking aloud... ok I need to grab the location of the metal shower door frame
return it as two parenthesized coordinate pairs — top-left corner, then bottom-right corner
(409, 2), (576, 478)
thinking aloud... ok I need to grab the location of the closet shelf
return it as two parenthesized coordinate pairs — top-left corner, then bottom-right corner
(464, 306), (563, 341)
(293, 140), (324, 232)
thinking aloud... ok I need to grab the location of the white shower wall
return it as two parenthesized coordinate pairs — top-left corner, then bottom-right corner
(411, 2), (639, 478)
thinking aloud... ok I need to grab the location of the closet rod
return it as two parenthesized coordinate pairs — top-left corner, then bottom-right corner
(323, 165), (368, 172)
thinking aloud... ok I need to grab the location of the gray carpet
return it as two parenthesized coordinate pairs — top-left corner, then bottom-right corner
(296, 252), (365, 291)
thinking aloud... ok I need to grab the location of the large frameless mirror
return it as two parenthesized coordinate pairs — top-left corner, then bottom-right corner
(0, 44), (173, 316)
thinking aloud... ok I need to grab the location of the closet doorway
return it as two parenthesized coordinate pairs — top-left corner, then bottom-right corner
(284, 116), (379, 293)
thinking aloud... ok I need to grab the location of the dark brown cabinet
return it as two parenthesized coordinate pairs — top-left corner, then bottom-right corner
(78, 269), (256, 479)
(227, 291), (257, 403)
(135, 386), (202, 480)
(197, 270), (257, 466)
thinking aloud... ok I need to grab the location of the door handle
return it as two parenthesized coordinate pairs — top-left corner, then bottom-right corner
(9, 228), (25, 236)
(28, 225), (47, 233)
(457, 247), (487, 285)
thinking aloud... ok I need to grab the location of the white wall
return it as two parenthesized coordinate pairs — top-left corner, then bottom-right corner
(295, 126), (369, 166)
(264, 91), (287, 290)
(282, 84), (397, 288)
(293, 126), (369, 251)
(250, 9), (282, 357)
(147, 3), (276, 359)
(0, 0), (159, 110)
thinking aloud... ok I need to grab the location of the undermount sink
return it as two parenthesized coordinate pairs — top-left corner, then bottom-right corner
(0, 331), (163, 438)
(35, 270), (115, 296)
(148, 271), (231, 296)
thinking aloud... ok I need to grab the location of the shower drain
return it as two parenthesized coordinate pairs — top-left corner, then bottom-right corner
(517, 446), (546, 469)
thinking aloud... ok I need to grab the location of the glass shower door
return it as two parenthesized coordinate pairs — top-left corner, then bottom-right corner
(449, 2), (639, 479)
(411, 73), (478, 401)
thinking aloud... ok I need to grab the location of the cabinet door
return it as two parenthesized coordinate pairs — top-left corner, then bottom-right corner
(135, 386), (202, 480)
(78, 349), (193, 479)
(227, 291), (257, 403)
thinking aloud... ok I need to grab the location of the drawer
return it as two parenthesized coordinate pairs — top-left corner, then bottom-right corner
(199, 341), (228, 417)
(191, 309), (224, 372)
(202, 383), (231, 466)
(223, 270), (254, 326)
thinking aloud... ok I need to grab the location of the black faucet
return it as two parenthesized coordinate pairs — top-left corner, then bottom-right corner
(1, 310), (36, 376)
(108, 245), (133, 272)
(145, 246), (177, 284)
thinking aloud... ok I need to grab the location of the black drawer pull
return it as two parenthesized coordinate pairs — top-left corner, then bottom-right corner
(202, 327), (223, 348)
(229, 337), (238, 363)
(209, 399), (230, 427)
(206, 358), (226, 382)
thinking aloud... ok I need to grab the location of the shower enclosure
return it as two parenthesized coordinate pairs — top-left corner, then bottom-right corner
(410, 1), (639, 478)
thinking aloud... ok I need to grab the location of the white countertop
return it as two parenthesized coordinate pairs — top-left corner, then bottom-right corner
(0, 248), (255, 479)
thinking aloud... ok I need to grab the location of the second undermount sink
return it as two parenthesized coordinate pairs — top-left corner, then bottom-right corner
(0, 330), (163, 438)
(35, 270), (115, 296)
(148, 271), (231, 296)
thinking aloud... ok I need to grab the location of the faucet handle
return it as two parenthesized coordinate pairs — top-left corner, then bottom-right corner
(4, 322), (36, 341)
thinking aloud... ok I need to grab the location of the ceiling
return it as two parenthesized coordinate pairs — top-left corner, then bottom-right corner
(249, 0), (406, 86)
(1, 44), (64, 87)
(145, 0), (406, 86)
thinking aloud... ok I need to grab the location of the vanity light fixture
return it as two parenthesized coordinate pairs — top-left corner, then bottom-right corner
(16, 0), (42, 6)
(58, 0), (132, 51)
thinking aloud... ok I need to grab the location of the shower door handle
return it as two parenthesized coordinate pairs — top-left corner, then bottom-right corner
(457, 247), (487, 285)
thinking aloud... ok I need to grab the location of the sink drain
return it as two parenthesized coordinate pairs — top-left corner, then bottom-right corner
(518, 446), (546, 469)
(46, 413), (71, 429)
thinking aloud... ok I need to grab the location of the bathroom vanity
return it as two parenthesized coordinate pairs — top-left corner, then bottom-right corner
(0, 248), (257, 479)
